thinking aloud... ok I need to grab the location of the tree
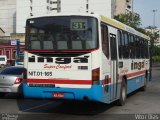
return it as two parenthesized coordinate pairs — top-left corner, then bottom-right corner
(114, 12), (141, 30)
(145, 26), (159, 46)
(114, 13), (159, 45)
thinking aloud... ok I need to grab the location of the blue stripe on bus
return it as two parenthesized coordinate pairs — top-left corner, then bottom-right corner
(23, 75), (146, 103)
(23, 82), (106, 102)
(127, 75), (145, 94)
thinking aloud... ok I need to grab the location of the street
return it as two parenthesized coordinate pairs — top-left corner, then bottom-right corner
(0, 66), (160, 120)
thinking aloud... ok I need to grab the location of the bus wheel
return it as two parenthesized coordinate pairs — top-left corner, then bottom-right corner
(0, 92), (6, 98)
(117, 79), (127, 106)
(141, 76), (147, 91)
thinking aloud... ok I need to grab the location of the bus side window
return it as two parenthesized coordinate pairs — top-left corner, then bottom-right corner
(123, 32), (129, 59)
(129, 34), (135, 58)
(117, 30), (123, 59)
(101, 24), (109, 58)
(146, 41), (149, 58)
(141, 39), (145, 58)
(135, 37), (140, 58)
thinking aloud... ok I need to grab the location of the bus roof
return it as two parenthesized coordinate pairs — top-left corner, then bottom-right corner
(27, 13), (150, 40)
(100, 15), (150, 40)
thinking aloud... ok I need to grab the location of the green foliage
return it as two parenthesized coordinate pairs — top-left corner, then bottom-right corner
(152, 46), (160, 56)
(145, 29), (159, 46)
(114, 13), (141, 30)
(114, 13), (159, 47)
(152, 56), (160, 62)
(151, 46), (160, 62)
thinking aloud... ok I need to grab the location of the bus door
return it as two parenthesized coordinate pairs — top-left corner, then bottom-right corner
(110, 34), (118, 101)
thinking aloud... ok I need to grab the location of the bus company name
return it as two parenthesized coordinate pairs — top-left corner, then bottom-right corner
(131, 61), (145, 70)
(28, 56), (89, 64)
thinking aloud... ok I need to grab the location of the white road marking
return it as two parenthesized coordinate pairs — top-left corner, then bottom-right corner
(20, 101), (59, 112)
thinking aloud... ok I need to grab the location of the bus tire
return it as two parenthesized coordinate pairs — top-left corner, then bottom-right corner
(117, 79), (127, 106)
(141, 76), (147, 91)
(0, 92), (6, 98)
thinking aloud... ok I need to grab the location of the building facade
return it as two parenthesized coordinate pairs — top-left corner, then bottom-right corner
(145, 28), (160, 47)
(114, 0), (133, 15)
(16, 0), (112, 33)
(153, 28), (160, 47)
(0, 39), (24, 65)
(0, 0), (16, 36)
(1, 0), (116, 35)
(0, 28), (5, 36)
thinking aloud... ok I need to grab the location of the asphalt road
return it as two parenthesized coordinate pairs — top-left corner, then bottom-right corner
(0, 66), (160, 120)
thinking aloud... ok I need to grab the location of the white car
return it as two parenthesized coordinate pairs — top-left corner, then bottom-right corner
(0, 55), (7, 68)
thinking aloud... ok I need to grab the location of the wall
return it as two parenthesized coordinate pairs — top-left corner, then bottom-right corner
(0, 0), (16, 36)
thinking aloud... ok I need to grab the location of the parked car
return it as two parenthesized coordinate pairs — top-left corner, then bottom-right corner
(0, 55), (7, 68)
(0, 66), (24, 97)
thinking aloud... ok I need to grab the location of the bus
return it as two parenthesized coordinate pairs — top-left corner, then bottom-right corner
(15, 52), (24, 66)
(23, 13), (150, 105)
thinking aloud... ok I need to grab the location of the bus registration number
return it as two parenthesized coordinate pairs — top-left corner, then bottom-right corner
(52, 93), (64, 98)
(28, 71), (52, 77)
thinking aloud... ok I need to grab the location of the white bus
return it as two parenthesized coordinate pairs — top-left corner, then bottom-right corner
(23, 13), (150, 105)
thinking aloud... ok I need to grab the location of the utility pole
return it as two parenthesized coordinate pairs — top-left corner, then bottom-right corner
(131, 0), (134, 22)
(111, 0), (116, 18)
(150, 9), (157, 81)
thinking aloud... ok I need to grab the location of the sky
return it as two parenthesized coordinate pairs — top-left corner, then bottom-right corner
(134, 0), (160, 28)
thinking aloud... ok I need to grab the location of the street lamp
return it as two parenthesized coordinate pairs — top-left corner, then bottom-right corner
(152, 9), (157, 29)
(152, 9), (158, 46)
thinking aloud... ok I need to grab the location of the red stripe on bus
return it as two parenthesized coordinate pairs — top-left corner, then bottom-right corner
(127, 70), (145, 78)
(27, 79), (92, 85)
(27, 70), (146, 85)
(102, 70), (145, 85)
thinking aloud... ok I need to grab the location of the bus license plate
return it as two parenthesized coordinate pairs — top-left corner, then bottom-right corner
(52, 93), (64, 98)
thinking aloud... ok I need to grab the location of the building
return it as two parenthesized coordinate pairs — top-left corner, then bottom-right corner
(1, 0), (116, 36)
(114, 0), (133, 15)
(0, 0), (16, 36)
(16, 0), (113, 33)
(0, 28), (5, 36)
(145, 28), (160, 47)
(153, 28), (160, 47)
(0, 39), (24, 65)
(16, 0), (29, 34)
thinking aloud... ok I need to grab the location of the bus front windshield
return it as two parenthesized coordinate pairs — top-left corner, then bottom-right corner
(26, 16), (98, 50)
